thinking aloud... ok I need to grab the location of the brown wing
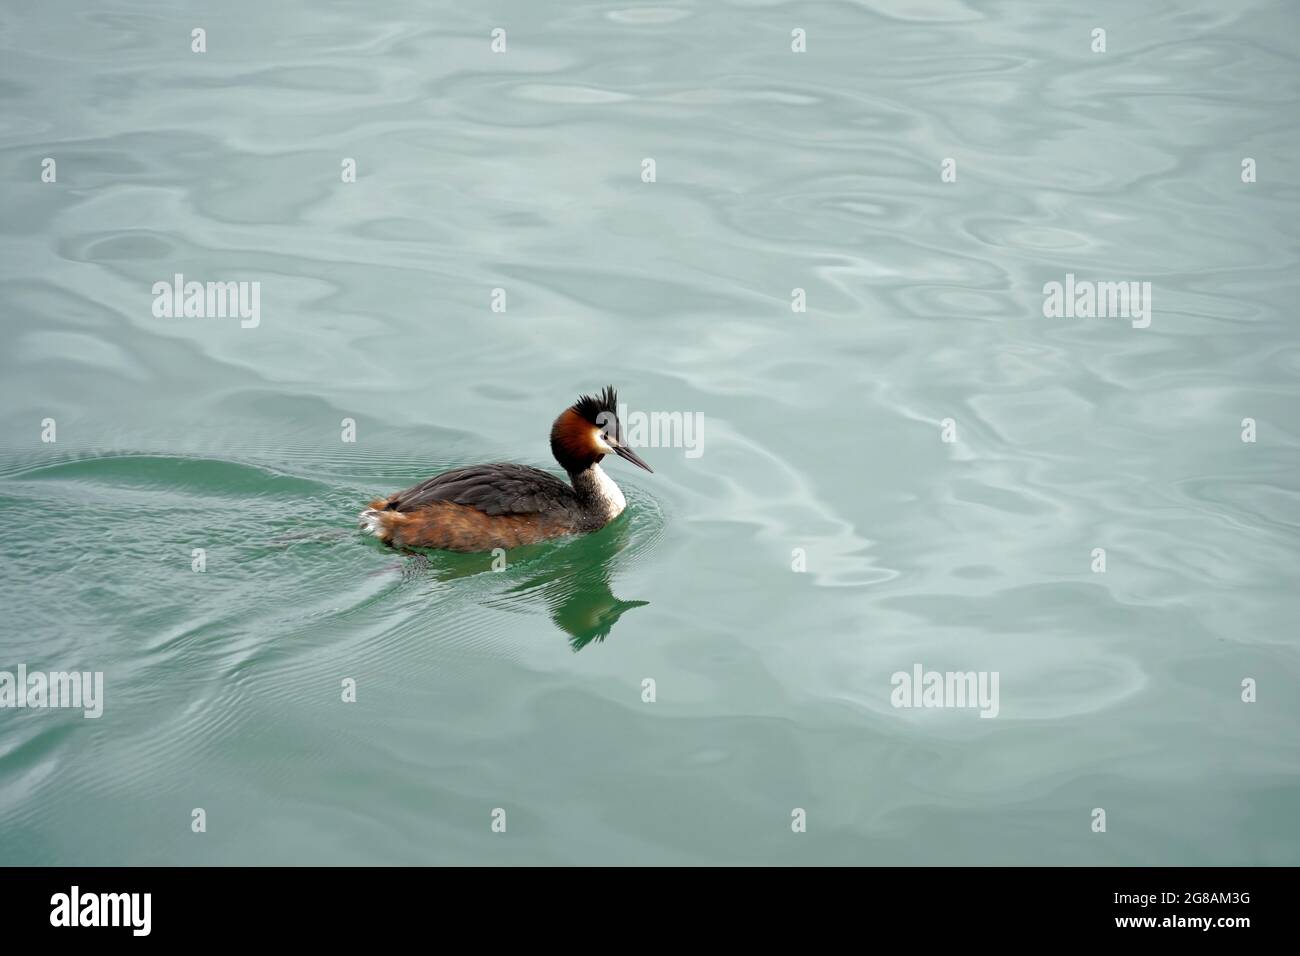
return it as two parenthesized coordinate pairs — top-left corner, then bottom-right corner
(379, 463), (576, 516)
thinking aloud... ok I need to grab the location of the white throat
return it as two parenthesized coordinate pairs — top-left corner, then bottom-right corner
(588, 463), (626, 519)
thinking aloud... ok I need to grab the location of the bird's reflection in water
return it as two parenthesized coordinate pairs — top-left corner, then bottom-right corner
(401, 517), (647, 650)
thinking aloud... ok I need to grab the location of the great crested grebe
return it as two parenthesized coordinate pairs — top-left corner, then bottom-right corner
(359, 386), (652, 552)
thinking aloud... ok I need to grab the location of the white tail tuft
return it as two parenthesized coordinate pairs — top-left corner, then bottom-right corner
(358, 508), (385, 537)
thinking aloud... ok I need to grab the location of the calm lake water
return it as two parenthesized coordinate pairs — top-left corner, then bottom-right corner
(1, 0), (1298, 865)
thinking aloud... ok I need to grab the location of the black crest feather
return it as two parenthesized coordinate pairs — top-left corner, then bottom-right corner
(572, 385), (619, 425)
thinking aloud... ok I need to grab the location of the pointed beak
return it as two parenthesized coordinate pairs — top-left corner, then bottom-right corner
(613, 443), (653, 473)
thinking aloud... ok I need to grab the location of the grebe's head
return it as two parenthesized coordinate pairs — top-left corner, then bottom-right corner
(550, 385), (653, 475)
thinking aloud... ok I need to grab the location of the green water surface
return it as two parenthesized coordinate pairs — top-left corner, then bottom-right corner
(1, 0), (1298, 865)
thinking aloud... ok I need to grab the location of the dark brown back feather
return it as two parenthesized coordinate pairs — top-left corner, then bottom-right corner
(383, 463), (579, 517)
